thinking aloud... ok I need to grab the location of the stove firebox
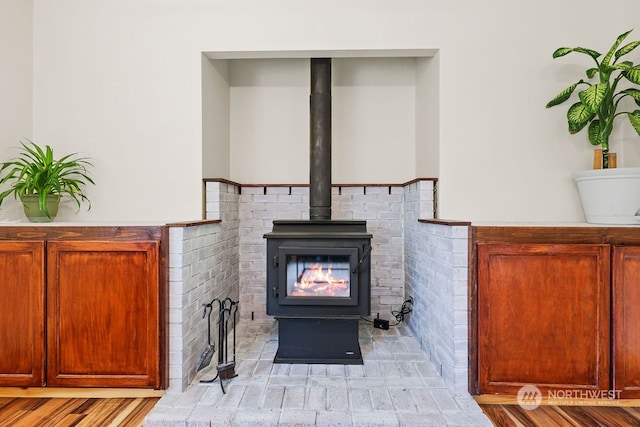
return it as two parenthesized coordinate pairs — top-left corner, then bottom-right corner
(264, 220), (372, 364)
(266, 220), (371, 317)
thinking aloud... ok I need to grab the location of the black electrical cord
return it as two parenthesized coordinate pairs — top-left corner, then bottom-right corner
(390, 298), (413, 326)
(361, 298), (413, 327)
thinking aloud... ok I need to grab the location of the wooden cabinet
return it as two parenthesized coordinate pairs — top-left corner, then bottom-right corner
(0, 226), (166, 389)
(613, 246), (640, 398)
(0, 241), (46, 387)
(47, 240), (160, 388)
(473, 226), (640, 398)
(477, 243), (610, 395)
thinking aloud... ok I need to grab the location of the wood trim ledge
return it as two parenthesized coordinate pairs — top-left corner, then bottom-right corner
(419, 219), (471, 226)
(166, 219), (221, 228)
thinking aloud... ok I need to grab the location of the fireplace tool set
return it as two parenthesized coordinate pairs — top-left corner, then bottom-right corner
(197, 297), (239, 393)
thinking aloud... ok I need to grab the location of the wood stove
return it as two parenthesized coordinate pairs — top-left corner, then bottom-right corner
(265, 220), (371, 317)
(263, 58), (372, 364)
(264, 220), (372, 364)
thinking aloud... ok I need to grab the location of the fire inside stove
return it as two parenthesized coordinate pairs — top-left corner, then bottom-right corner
(286, 255), (350, 297)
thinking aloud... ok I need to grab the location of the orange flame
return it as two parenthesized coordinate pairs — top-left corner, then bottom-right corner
(295, 263), (349, 296)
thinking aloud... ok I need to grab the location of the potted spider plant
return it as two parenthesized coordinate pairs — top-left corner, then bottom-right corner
(0, 140), (95, 222)
(547, 30), (640, 224)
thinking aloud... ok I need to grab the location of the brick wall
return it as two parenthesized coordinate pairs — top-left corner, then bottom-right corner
(238, 184), (406, 320)
(404, 180), (470, 396)
(166, 181), (239, 392)
(168, 178), (471, 397)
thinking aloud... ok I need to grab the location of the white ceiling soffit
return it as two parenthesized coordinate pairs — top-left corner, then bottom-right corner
(204, 49), (437, 60)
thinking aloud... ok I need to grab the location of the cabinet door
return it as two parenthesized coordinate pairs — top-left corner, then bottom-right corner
(0, 241), (45, 386)
(478, 243), (610, 394)
(613, 246), (640, 398)
(47, 240), (160, 388)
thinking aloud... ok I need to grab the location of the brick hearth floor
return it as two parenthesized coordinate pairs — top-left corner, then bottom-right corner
(143, 320), (492, 427)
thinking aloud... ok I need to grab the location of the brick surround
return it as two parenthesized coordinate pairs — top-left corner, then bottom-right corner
(237, 183), (407, 321)
(403, 182), (471, 395)
(166, 178), (472, 397)
(166, 183), (240, 392)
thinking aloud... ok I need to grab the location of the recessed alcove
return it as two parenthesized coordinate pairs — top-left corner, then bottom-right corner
(167, 49), (471, 402)
(201, 49), (440, 184)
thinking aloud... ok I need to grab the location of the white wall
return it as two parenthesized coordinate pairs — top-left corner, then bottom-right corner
(0, 0), (32, 221)
(620, 3), (640, 167)
(229, 58), (309, 184)
(202, 58), (230, 179)
(227, 57), (417, 185)
(415, 55), (440, 178)
(435, 1), (630, 222)
(15, 0), (636, 222)
(32, 0), (208, 222)
(0, 0), (32, 147)
(332, 57), (416, 184)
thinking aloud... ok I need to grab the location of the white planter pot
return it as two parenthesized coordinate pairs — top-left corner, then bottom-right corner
(573, 167), (640, 224)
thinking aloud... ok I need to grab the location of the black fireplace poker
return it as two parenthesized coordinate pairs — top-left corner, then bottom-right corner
(199, 297), (239, 394)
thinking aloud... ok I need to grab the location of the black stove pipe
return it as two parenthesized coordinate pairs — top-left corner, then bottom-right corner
(309, 58), (332, 221)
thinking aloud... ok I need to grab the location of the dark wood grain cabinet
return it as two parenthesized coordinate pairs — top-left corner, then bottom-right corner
(47, 240), (160, 388)
(477, 243), (610, 395)
(0, 241), (46, 387)
(613, 246), (640, 398)
(473, 227), (640, 398)
(0, 226), (166, 389)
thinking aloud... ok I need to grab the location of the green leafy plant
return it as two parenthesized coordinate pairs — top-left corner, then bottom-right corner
(546, 30), (640, 167)
(0, 139), (95, 218)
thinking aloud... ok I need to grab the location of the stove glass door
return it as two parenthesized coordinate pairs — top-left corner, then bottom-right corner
(286, 254), (350, 297)
(277, 246), (359, 306)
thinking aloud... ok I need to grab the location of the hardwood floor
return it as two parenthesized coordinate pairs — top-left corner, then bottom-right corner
(480, 404), (640, 426)
(0, 397), (160, 427)
(4, 393), (640, 426)
(477, 396), (640, 427)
